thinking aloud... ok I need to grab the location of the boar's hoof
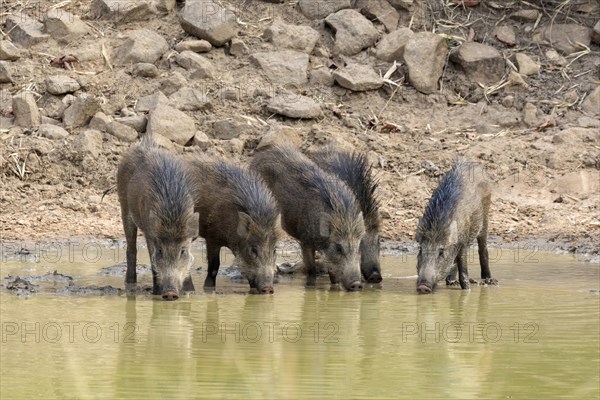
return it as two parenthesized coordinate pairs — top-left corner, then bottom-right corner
(367, 272), (382, 284)
(416, 284), (432, 294)
(480, 278), (498, 286)
(162, 291), (179, 301)
(347, 281), (363, 292)
(259, 286), (274, 294)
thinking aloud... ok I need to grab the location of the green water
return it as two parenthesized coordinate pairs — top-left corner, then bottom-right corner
(1, 243), (598, 399)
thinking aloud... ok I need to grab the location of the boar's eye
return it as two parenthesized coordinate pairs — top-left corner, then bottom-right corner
(272, 249), (277, 257)
(156, 247), (163, 257)
(438, 248), (445, 258)
(180, 248), (188, 258)
(335, 243), (344, 255)
(250, 245), (259, 258)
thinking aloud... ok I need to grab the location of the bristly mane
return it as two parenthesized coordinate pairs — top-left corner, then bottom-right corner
(417, 162), (464, 243)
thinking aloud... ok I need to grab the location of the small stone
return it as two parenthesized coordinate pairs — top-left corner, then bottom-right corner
(111, 29), (169, 66)
(298, 0), (351, 19)
(73, 129), (103, 159)
(251, 51), (309, 85)
(89, 112), (111, 131)
(404, 32), (448, 94)
(132, 63), (159, 78)
(46, 75), (81, 95)
(135, 91), (171, 113)
(169, 87), (211, 111)
(333, 63), (383, 91)
(523, 102), (539, 127)
(211, 118), (253, 140)
(514, 53), (540, 76)
(0, 61), (11, 83)
(175, 40), (212, 53)
(12, 92), (40, 128)
(325, 9), (379, 56)
(581, 86), (600, 117)
(493, 25), (516, 46)
(450, 41), (504, 84)
(502, 95), (514, 108)
(114, 115), (147, 132)
(107, 121), (138, 142)
(375, 27), (414, 62)
(38, 124), (69, 139)
(263, 22), (320, 54)
(91, 0), (158, 24)
(5, 14), (49, 47)
(229, 38), (249, 56)
(192, 131), (211, 149)
(224, 138), (244, 155)
(266, 94), (322, 119)
(44, 9), (90, 43)
(146, 103), (196, 145)
(176, 51), (216, 79)
(545, 49), (567, 66)
(510, 9), (539, 22)
(309, 66), (335, 86)
(158, 72), (188, 96)
(179, 0), (239, 46)
(593, 20), (600, 44)
(256, 125), (302, 150)
(577, 116), (600, 128)
(0, 41), (21, 61)
(540, 24), (592, 55)
(356, 0), (399, 32)
(63, 95), (101, 129)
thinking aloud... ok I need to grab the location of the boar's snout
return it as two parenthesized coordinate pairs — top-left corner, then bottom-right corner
(259, 286), (274, 294)
(162, 290), (179, 301)
(346, 280), (363, 292)
(416, 282), (432, 294)
(366, 271), (382, 283)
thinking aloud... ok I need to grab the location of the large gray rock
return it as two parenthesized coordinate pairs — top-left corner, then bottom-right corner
(263, 22), (320, 54)
(266, 94), (322, 119)
(541, 24), (592, 55)
(46, 75), (80, 95)
(63, 96), (101, 129)
(132, 63), (159, 78)
(0, 41), (21, 61)
(175, 51), (216, 78)
(451, 42), (505, 84)
(38, 124), (69, 140)
(169, 87), (211, 111)
(375, 27), (414, 62)
(179, 0), (239, 46)
(91, 0), (162, 24)
(73, 130), (103, 159)
(356, 0), (399, 32)
(298, 0), (351, 19)
(325, 9), (379, 56)
(135, 91), (171, 113)
(582, 86), (600, 117)
(0, 61), (11, 83)
(251, 51), (309, 85)
(12, 92), (40, 128)
(211, 118), (253, 139)
(146, 102), (196, 145)
(111, 29), (168, 66)
(256, 125), (302, 150)
(107, 121), (138, 142)
(44, 10), (90, 43)
(404, 32), (448, 94)
(333, 63), (383, 91)
(5, 14), (49, 47)
(115, 115), (147, 132)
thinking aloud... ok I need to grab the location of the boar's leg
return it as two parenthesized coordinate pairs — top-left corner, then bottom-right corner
(456, 246), (470, 290)
(204, 240), (221, 288)
(302, 244), (317, 287)
(146, 240), (161, 295)
(183, 275), (195, 292)
(477, 224), (497, 286)
(123, 214), (138, 285)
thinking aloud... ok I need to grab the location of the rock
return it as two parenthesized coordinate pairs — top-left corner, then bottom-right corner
(581, 86), (600, 117)
(132, 63), (159, 78)
(192, 131), (210, 149)
(263, 22), (320, 54)
(169, 87), (211, 111)
(37, 94), (67, 119)
(502, 95), (514, 108)
(229, 38), (249, 56)
(38, 124), (69, 139)
(115, 115), (147, 132)
(450, 42), (504, 84)
(5, 14), (49, 47)
(12, 92), (40, 128)
(179, 0), (239, 46)
(510, 9), (539, 22)
(266, 94), (322, 119)
(224, 138), (244, 155)
(63, 95), (101, 129)
(404, 32), (448, 94)
(159, 72), (188, 95)
(593, 20), (600, 44)
(146, 103), (196, 145)
(176, 51), (216, 78)
(333, 63), (383, 91)
(73, 130), (103, 159)
(540, 24), (592, 55)
(0, 61), (11, 83)
(40, 116), (61, 126)
(46, 75), (80, 95)
(522, 102), (540, 127)
(111, 29), (168, 66)
(91, 0), (158, 24)
(515, 53), (540, 76)
(211, 118), (253, 140)
(89, 111), (111, 131)
(256, 125), (302, 150)
(356, 0), (399, 32)
(44, 10), (90, 43)
(0, 41), (21, 61)
(135, 91), (171, 113)
(107, 121), (138, 142)
(251, 51), (309, 85)
(577, 116), (600, 128)
(375, 27), (414, 62)
(325, 9), (379, 56)
(309, 66), (335, 86)
(175, 40), (212, 53)
(545, 49), (567, 66)
(493, 25), (516, 46)
(298, 0), (351, 19)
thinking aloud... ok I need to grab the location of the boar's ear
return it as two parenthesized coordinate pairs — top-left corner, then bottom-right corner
(188, 212), (200, 238)
(319, 212), (331, 237)
(447, 220), (458, 245)
(237, 212), (253, 238)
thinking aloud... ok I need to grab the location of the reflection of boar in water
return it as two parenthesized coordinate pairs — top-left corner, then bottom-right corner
(310, 148), (382, 284)
(117, 137), (199, 301)
(251, 146), (365, 291)
(415, 161), (497, 294)
(186, 156), (280, 294)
